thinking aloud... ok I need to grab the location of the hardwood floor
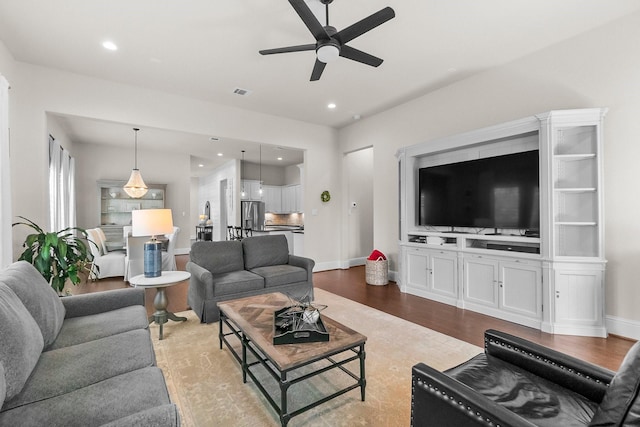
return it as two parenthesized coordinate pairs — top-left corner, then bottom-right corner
(75, 255), (634, 371)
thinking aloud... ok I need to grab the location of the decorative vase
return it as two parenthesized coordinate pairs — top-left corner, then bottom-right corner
(302, 308), (320, 324)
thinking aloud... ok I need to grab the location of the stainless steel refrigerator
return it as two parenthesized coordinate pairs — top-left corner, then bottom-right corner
(241, 201), (265, 231)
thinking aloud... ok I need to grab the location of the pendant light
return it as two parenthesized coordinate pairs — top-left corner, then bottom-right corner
(240, 150), (246, 198)
(259, 145), (263, 195)
(123, 127), (148, 198)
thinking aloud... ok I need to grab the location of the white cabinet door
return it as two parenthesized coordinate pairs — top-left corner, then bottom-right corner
(429, 251), (457, 298)
(263, 185), (281, 213)
(464, 257), (499, 308)
(554, 269), (603, 327)
(500, 262), (541, 319)
(406, 250), (429, 290)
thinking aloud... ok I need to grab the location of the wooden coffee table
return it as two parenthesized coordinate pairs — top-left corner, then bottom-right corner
(217, 292), (367, 427)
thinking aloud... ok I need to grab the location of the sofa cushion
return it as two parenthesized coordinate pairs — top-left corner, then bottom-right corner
(3, 329), (156, 411)
(47, 304), (148, 350)
(0, 367), (173, 427)
(190, 241), (245, 274)
(447, 353), (597, 426)
(243, 235), (289, 270)
(0, 261), (66, 348)
(589, 340), (640, 426)
(0, 283), (44, 401)
(212, 270), (264, 297)
(250, 264), (307, 288)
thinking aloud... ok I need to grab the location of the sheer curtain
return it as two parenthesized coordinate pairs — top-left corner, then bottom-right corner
(0, 75), (10, 267)
(49, 136), (76, 232)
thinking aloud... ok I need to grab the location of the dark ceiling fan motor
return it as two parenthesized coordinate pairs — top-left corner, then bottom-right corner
(259, 0), (395, 81)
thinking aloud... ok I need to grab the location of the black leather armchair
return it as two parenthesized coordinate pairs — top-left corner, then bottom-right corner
(411, 329), (640, 427)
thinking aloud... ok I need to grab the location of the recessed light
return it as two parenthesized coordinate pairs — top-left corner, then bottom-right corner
(277, 157), (283, 161)
(102, 41), (118, 51)
(217, 153), (223, 157)
(327, 103), (336, 109)
(198, 164), (204, 168)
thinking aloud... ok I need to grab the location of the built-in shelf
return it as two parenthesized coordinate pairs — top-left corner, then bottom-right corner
(398, 108), (607, 337)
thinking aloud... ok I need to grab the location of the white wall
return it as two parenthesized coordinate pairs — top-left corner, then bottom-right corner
(1, 56), (342, 269)
(338, 11), (640, 333)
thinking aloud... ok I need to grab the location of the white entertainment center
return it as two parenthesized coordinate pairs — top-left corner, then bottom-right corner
(397, 108), (607, 337)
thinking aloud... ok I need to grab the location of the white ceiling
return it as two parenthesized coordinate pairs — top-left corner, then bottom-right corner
(3, 0), (640, 174)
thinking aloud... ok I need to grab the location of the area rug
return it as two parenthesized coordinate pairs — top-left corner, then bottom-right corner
(150, 289), (482, 426)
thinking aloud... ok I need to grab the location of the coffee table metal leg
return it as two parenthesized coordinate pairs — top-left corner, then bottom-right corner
(280, 372), (290, 427)
(242, 333), (248, 384)
(360, 343), (367, 401)
(219, 316), (224, 350)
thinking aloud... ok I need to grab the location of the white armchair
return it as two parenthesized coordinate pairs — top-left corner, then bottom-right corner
(86, 228), (126, 279)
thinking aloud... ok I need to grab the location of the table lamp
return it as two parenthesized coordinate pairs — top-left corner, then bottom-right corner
(131, 208), (174, 277)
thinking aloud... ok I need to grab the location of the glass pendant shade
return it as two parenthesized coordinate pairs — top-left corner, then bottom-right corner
(123, 127), (148, 198)
(124, 169), (148, 198)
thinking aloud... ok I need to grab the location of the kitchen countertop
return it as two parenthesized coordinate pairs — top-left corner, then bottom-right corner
(253, 226), (304, 234)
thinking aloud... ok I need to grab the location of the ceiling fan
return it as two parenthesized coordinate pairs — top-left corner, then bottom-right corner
(259, 0), (395, 81)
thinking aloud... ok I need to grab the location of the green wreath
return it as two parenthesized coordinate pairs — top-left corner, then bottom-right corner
(320, 190), (331, 203)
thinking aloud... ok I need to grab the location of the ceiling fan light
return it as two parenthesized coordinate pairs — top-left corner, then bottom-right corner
(317, 44), (340, 63)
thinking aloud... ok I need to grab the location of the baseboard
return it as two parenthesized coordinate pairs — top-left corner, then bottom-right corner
(175, 247), (190, 256)
(606, 315), (640, 340)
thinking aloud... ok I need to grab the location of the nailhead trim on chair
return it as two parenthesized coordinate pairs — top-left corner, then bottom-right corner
(484, 336), (608, 387)
(411, 374), (501, 427)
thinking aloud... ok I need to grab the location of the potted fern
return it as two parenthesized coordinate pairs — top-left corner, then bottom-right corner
(12, 216), (96, 294)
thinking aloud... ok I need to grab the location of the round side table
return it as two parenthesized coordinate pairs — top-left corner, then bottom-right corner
(129, 270), (191, 340)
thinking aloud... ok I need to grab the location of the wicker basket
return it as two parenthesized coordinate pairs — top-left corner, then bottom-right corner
(365, 258), (388, 286)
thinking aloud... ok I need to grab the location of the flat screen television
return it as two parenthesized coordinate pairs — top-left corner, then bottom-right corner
(418, 150), (539, 231)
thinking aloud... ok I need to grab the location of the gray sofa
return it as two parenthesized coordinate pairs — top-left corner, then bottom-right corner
(0, 261), (179, 427)
(187, 234), (315, 323)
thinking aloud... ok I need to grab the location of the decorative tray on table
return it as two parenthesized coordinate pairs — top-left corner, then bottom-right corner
(273, 305), (329, 345)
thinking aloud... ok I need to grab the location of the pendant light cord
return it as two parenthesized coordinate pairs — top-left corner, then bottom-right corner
(133, 127), (140, 169)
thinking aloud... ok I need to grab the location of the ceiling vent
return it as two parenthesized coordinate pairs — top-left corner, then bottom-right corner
(233, 87), (252, 96)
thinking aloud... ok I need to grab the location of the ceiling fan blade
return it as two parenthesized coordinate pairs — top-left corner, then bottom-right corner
(259, 44), (316, 55)
(336, 7), (395, 44)
(310, 59), (326, 81)
(339, 45), (383, 67)
(289, 0), (329, 41)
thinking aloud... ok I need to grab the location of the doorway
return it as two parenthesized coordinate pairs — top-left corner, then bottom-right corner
(344, 147), (374, 264)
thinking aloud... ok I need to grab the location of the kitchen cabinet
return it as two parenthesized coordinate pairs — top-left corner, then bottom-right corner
(281, 184), (302, 213)
(240, 180), (262, 200)
(262, 185), (282, 213)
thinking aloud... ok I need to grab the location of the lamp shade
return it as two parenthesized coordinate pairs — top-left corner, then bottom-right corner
(131, 209), (174, 237)
(123, 169), (148, 198)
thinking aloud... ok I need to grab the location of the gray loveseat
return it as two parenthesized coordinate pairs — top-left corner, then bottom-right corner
(0, 261), (179, 426)
(187, 234), (315, 323)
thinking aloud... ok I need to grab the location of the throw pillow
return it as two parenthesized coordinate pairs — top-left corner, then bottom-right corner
(86, 228), (104, 257)
(589, 340), (640, 426)
(0, 261), (66, 348)
(0, 282), (44, 401)
(96, 227), (110, 254)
